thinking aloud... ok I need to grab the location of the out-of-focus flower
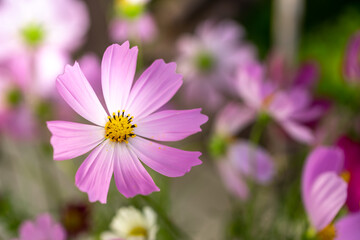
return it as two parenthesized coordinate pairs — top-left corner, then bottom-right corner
(336, 136), (360, 213)
(12, 213), (66, 240)
(101, 206), (157, 240)
(0, 0), (89, 96)
(301, 146), (360, 240)
(0, 67), (37, 139)
(235, 61), (321, 144)
(60, 203), (90, 237)
(47, 42), (208, 203)
(177, 20), (256, 111)
(110, 0), (157, 43)
(344, 31), (360, 83)
(210, 103), (274, 200)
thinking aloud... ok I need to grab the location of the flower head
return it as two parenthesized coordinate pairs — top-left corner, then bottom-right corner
(13, 213), (66, 240)
(47, 42), (208, 203)
(101, 206), (157, 240)
(177, 20), (256, 111)
(236, 61), (321, 144)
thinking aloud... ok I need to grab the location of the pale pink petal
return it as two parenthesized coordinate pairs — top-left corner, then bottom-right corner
(129, 137), (202, 177)
(113, 144), (159, 198)
(79, 53), (102, 101)
(75, 141), (115, 204)
(101, 42), (138, 114)
(217, 160), (249, 200)
(214, 102), (256, 137)
(135, 109), (208, 141)
(281, 121), (314, 145)
(56, 62), (107, 126)
(308, 172), (347, 230)
(336, 212), (360, 240)
(126, 60), (182, 120)
(47, 121), (104, 161)
(36, 214), (65, 240)
(19, 221), (41, 240)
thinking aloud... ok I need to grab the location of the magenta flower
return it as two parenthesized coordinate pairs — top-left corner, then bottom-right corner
(235, 61), (321, 144)
(47, 42), (208, 203)
(336, 136), (360, 212)
(301, 146), (360, 239)
(212, 103), (274, 200)
(13, 213), (66, 240)
(344, 31), (360, 83)
(177, 20), (256, 111)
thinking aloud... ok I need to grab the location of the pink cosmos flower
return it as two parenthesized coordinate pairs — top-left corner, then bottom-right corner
(213, 103), (274, 200)
(110, 0), (157, 43)
(47, 42), (208, 203)
(0, 0), (89, 96)
(235, 61), (321, 144)
(12, 213), (66, 240)
(301, 146), (360, 239)
(177, 20), (256, 111)
(344, 31), (360, 83)
(336, 136), (360, 212)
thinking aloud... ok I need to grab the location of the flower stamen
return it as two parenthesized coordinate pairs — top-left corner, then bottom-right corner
(317, 224), (336, 240)
(105, 110), (137, 143)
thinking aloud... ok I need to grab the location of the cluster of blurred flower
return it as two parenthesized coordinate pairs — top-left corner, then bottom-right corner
(1, 0), (360, 239)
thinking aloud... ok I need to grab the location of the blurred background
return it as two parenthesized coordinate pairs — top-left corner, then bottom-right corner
(1, 0), (360, 239)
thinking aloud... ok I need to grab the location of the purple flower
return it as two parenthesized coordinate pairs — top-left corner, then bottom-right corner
(235, 61), (321, 144)
(13, 213), (66, 240)
(177, 20), (256, 111)
(47, 42), (208, 203)
(212, 103), (274, 200)
(301, 146), (360, 239)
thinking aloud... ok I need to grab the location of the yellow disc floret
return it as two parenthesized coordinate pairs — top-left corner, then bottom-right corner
(317, 224), (336, 240)
(105, 110), (136, 143)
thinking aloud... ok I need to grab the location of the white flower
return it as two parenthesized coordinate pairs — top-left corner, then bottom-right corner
(101, 206), (158, 240)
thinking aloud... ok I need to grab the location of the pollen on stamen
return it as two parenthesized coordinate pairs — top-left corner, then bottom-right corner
(104, 110), (137, 143)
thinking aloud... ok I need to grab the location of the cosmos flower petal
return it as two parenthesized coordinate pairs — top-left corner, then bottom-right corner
(281, 121), (314, 145)
(101, 42), (138, 113)
(129, 137), (202, 177)
(113, 144), (159, 198)
(308, 172), (347, 230)
(126, 59), (182, 119)
(336, 212), (360, 240)
(215, 102), (256, 137)
(135, 109), (208, 141)
(47, 121), (105, 161)
(216, 159), (249, 200)
(344, 31), (360, 83)
(302, 147), (344, 211)
(75, 141), (115, 204)
(56, 62), (108, 126)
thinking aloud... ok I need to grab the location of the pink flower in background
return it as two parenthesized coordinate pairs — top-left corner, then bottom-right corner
(13, 213), (66, 240)
(47, 42), (208, 203)
(235, 61), (321, 144)
(0, 0), (89, 96)
(336, 136), (360, 212)
(177, 20), (256, 111)
(212, 103), (274, 200)
(301, 146), (360, 239)
(110, 0), (157, 43)
(344, 31), (360, 83)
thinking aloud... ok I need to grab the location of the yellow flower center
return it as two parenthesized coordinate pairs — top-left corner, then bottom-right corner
(317, 224), (336, 240)
(128, 226), (148, 237)
(105, 110), (136, 143)
(340, 171), (351, 183)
